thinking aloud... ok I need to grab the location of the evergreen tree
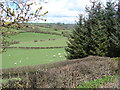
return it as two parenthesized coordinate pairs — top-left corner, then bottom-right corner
(103, 1), (120, 57)
(65, 0), (120, 59)
(65, 15), (89, 59)
(84, 1), (109, 56)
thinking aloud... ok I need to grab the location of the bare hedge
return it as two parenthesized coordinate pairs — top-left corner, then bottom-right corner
(2, 56), (119, 88)
(7, 46), (64, 49)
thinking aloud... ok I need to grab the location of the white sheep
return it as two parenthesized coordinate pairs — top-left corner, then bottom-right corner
(14, 62), (17, 65)
(59, 56), (62, 58)
(53, 55), (56, 57)
(58, 53), (61, 55)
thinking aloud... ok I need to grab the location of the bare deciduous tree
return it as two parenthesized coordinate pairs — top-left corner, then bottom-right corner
(0, 0), (48, 52)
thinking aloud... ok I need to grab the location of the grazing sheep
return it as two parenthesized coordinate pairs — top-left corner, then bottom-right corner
(59, 56), (63, 58)
(58, 53), (61, 55)
(19, 60), (21, 63)
(53, 55), (56, 57)
(14, 62), (17, 65)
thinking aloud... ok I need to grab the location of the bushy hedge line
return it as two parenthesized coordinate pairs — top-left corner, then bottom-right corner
(26, 30), (62, 36)
(2, 56), (119, 88)
(7, 46), (64, 49)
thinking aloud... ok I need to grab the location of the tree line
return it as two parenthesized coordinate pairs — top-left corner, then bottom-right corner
(65, 0), (120, 59)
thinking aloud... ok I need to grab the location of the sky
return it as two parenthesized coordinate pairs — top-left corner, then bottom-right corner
(35, 0), (108, 24)
(1, 0), (117, 24)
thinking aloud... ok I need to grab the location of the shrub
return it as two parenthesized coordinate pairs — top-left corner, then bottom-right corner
(54, 28), (58, 31)
(10, 40), (20, 45)
(34, 40), (38, 42)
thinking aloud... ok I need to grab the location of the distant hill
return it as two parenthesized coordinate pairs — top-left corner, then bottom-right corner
(27, 23), (75, 30)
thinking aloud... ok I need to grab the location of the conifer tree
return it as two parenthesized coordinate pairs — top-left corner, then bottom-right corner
(103, 1), (120, 57)
(65, 0), (120, 59)
(65, 15), (89, 59)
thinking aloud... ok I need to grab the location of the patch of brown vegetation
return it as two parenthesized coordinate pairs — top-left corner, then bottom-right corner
(2, 56), (119, 88)
(32, 56), (118, 88)
(7, 46), (64, 49)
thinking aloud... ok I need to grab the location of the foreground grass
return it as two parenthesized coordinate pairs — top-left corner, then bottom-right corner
(2, 48), (66, 68)
(2, 78), (21, 84)
(77, 75), (118, 88)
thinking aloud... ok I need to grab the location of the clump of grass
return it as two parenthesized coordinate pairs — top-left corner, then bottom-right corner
(2, 78), (21, 85)
(34, 40), (38, 42)
(77, 75), (118, 88)
(111, 57), (120, 61)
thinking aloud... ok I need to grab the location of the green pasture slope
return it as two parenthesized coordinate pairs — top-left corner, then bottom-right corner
(2, 31), (68, 68)
(10, 38), (67, 47)
(39, 27), (72, 34)
(8, 32), (65, 42)
(2, 48), (66, 68)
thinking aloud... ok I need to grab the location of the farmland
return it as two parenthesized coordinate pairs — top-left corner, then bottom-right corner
(8, 32), (66, 42)
(2, 48), (66, 68)
(9, 33), (67, 47)
(1, 0), (119, 88)
(2, 23), (72, 68)
(1, 23), (119, 88)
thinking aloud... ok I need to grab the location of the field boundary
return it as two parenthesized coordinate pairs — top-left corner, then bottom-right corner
(2, 56), (113, 74)
(1, 56), (118, 88)
(26, 31), (62, 36)
(7, 46), (65, 49)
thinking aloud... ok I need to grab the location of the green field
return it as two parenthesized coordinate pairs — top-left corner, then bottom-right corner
(9, 32), (64, 42)
(2, 26), (69, 69)
(10, 38), (67, 47)
(2, 48), (66, 68)
(39, 27), (72, 34)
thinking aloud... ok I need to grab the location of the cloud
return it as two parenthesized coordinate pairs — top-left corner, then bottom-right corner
(28, 0), (114, 24)
(45, 16), (77, 24)
(40, 0), (90, 23)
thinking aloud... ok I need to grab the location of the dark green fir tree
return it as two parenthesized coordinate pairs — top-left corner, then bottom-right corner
(65, 15), (89, 59)
(65, 0), (120, 59)
(103, 1), (120, 57)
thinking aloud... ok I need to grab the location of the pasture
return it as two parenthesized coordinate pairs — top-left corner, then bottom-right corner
(2, 28), (68, 68)
(10, 38), (67, 47)
(2, 48), (66, 68)
(1, 23), (119, 88)
(8, 32), (65, 42)
(39, 27), (72, 34)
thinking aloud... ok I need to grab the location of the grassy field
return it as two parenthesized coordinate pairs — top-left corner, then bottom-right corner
(10, 38), (67, 47)
(2, 25), (69, 69)
(2, 48), (66, 68)
(39, 27), (72, 34)
(8, 32), (64, 42)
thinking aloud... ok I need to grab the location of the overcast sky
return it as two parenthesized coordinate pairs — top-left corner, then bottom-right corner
(28, 0), (117, 24)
